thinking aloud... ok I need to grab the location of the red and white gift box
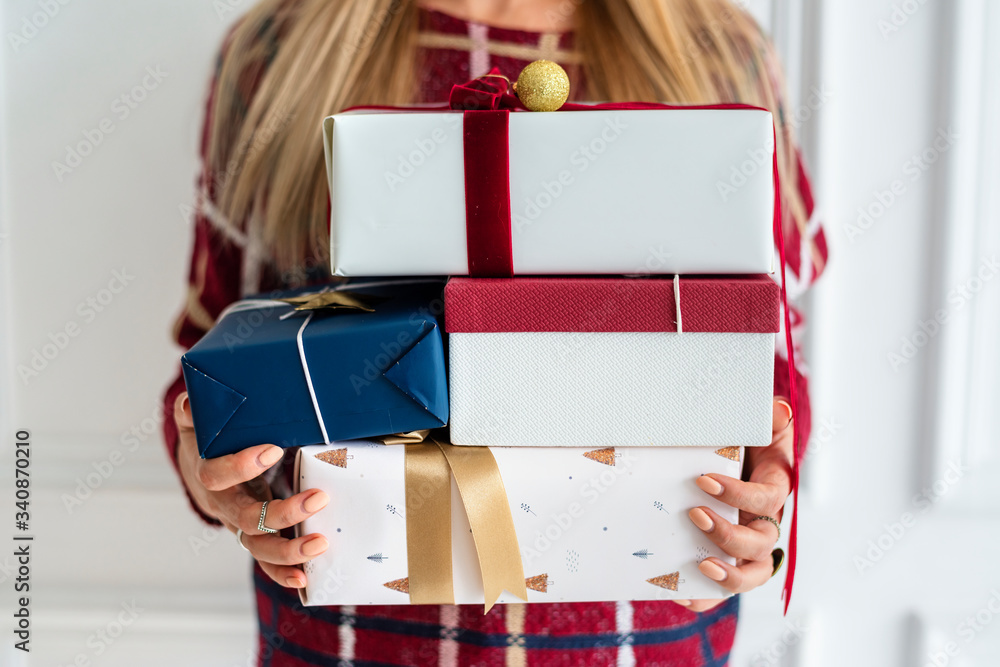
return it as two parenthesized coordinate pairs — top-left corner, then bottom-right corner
(323, 108), (776, 276)
(445, 275), (780, 448)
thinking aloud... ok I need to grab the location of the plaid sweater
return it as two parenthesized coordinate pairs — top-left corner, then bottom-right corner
(162, 7), (828, 666)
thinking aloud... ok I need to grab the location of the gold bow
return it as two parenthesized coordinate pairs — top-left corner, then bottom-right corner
(276, 290), (385, 312)
(398, 437), (528, 612)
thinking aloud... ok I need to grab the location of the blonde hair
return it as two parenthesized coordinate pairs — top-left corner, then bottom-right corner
(209, 0), (803, 274)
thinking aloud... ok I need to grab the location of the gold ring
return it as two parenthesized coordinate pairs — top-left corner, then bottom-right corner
(750, 515), (781, 540)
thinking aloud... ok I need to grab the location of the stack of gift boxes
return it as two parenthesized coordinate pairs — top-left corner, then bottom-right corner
(182, 80), (783, 610)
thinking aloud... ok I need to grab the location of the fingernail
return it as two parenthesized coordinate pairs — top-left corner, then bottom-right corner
(700, 560), (728, 582)
(689, 508), (715, 532)
(181, 395), (189, 412)
(674, 599), (692, 607)
(285, 576), (304, 589)
(258, 446), (283, 468)
(697, 475), (724, 496)
(777, 399), (793, 424)
(301, 536), (328, 558)
(303, 491), (329, 514)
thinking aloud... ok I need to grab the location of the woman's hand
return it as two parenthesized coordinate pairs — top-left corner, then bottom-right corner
(676, 398), (794, 612)
(174, 392), (330, 589)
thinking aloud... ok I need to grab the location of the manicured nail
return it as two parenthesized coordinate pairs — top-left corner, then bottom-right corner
(700, 560), (728, 582)
(303, 491), (329, 514)
(689, 508), (715, 533)
(301, 536), (328, 558)
(285, 576), (304, 589)
(674, 599), (692, 607)
(258, 446), (283, 468)
(697, 475), (724, 496)
(181, 395), (190, 412)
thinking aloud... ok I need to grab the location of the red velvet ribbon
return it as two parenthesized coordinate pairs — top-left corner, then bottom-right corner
(463, 111), (514, 277)
(348, 70), (803, 611)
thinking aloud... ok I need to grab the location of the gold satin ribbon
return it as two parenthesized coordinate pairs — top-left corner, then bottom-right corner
(402, 438), (528, 612)
(405, 442), (455, 604)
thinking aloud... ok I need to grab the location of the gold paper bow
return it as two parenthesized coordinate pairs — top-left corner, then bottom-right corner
(394, 437), (528, 612)
(276, 290), (385, 312)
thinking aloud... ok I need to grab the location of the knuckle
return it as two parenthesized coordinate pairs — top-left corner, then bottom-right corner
(196, 465), (218, 490)
(749, 488), (768, 511)
(268, 499), (292, 525)
(239, 505), (260, 532)
(281, 541), (303, 564)
(715, 523), (735, 549)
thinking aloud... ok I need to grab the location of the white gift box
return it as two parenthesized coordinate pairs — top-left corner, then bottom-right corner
(445, 276), (780, 448)
(295, 440), (743, 607)
(323, 107), (776, 276)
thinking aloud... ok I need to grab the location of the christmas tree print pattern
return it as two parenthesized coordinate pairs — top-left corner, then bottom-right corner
(315, 448), (350, 468)
(566, 550), (580, 573)
(525, 574), (550, 593)
(714, 447), (741, 462)
(647, 572), (683, 591)
(367, 553), (388, 564)
(583, 448), (616, 466)
(384, 578), (409, 594)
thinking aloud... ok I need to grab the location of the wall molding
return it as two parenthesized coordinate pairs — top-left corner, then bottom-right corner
(919, 0), (995, 503)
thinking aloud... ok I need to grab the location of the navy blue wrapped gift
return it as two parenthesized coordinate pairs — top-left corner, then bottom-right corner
(182, 280), (448, 458)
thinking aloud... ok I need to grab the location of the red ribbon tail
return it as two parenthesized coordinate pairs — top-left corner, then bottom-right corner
(772, 125), (799, 615)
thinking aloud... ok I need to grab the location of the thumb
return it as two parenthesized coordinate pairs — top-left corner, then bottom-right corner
(174, 392), (194, 432)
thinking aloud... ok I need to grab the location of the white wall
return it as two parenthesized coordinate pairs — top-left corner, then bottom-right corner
(732, 1), (1000, 666)
(1, 1), (998, 666)
(0, 2), (258, 666)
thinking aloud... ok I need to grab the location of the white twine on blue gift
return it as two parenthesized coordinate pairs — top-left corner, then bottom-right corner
(295, 311), (332, 444)
(673, 274), (683, 335)
(214, 278), (446, 446)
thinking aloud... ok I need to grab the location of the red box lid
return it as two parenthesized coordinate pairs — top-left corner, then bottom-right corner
(444, 276), (780, 333)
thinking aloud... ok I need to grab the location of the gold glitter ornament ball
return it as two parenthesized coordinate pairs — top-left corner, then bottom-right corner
(515, 60), (570, 112)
